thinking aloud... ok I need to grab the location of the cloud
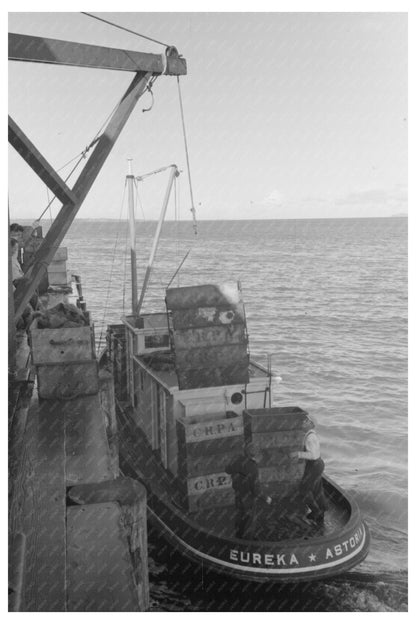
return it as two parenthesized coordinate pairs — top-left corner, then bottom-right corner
(260, 189), (285, 206)
(298, 185), (408, 218)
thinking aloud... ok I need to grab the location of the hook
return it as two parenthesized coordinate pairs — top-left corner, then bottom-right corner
(142, 85), (154, 113)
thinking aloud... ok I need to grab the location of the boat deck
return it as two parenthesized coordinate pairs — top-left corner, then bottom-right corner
(118, 405), (349, 544)
(191, 496), (349, 542)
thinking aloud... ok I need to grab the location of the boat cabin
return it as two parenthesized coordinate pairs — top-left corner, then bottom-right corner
(109, 285), (273, 502)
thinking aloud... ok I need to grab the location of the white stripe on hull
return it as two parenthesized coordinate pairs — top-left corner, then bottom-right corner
(148, 507), (367, 576)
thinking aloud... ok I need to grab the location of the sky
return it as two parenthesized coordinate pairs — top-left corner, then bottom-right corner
(8, 9), (408, 220)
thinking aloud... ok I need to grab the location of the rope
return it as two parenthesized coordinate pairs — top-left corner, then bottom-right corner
(81, 12), (172, 48)
(177, 77), (198, 235)
(166, 249), (191, 290)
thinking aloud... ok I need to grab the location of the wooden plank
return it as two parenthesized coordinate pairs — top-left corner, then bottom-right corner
(250, 430), (306, 449)
(8, 116), (78, 205)
(66, 503), (142, 611)
(67, 477), (150, 609)
(9, 32), (187, 75)
(64, 394), (115, 486)
(22, 399), (67, 611)
(13, 70), (152, 320)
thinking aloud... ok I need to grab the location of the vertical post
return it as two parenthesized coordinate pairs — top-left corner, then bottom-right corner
(137, 165), (178, 315)
(8, 208), (16, 374)
(126, 160), (138, 316)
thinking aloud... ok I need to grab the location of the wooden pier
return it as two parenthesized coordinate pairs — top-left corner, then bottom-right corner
(9, 296), (149, 611)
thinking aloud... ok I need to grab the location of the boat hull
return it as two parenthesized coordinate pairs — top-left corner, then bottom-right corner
(114, 381), (370, 583)
(144, 484), (370, 583)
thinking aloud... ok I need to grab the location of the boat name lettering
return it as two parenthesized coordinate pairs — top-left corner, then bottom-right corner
(229, 550), (294, 566)
(325, 526), (364, 560)
(228, 526), (364, 567)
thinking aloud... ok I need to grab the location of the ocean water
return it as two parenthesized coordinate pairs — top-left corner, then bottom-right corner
(60, 216), (407, 611)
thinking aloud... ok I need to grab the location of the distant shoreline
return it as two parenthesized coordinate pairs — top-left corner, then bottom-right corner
(13, 215), (408, 223)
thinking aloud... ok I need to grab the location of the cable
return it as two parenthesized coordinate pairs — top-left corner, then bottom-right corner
(177, 77), (198, 235)
(98, 180), (128, 348)
(36, 96), (125, 221)
(81, 12), (172, 48)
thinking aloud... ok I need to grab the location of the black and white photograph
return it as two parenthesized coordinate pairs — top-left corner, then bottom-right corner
(7, 5), (409, 613)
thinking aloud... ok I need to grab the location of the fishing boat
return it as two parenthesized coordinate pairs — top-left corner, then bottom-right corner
(8, 22), (370, 612)
(101, 166), (371, 583)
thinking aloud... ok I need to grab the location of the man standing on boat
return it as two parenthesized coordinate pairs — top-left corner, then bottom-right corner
(291, 428), (328, 523)
(225, 442), (272, 539)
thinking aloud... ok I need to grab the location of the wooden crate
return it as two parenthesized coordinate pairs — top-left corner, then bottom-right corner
(30, 320), (98, 400)
(258, 463), (305, 483)
(188, 487), (235, 512)
(250, 430), (307, 449)
(52, 247), (68, 261)
(243, 406), (312, 432)
(244, 406), (314, 499)
(30, 325), (96, 364)
(176, 415), (244, 511)
(36, 361), (99, 400)
(47, 270), (69, 286)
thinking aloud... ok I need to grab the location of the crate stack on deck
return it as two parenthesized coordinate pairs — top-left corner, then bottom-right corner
(30, 319), (98, 400)
(177, 414), (244, 512)
(243, 407), (314, 500)
(47, 247), (69, 287)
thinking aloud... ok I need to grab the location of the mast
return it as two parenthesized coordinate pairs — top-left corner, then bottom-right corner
(137, 165), (179, 315)
(127, 159), (138, 316)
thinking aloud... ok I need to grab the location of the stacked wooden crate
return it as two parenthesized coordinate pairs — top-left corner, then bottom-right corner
(166, 283), (249, 390)
(243, 407), (314, 499)
(47, 247), (69, 287)
(176, 414), (244, 511)
(30, 319), (98, 400)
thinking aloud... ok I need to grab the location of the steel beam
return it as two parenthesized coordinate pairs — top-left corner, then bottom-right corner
(9, 33), (187, 75)
(13, 71), (152, 320)
(8, 116), (77, 206)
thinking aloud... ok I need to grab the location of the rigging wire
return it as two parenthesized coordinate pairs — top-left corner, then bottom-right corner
(133, 179), (146, 221)
(81, 12), (172, 48)
(176, 77), (198, 235)
(36, 96), (126, 221)
(122, 211), (130, 316)
(98, 179), (128, 348)
(175, 175), (180, 286)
